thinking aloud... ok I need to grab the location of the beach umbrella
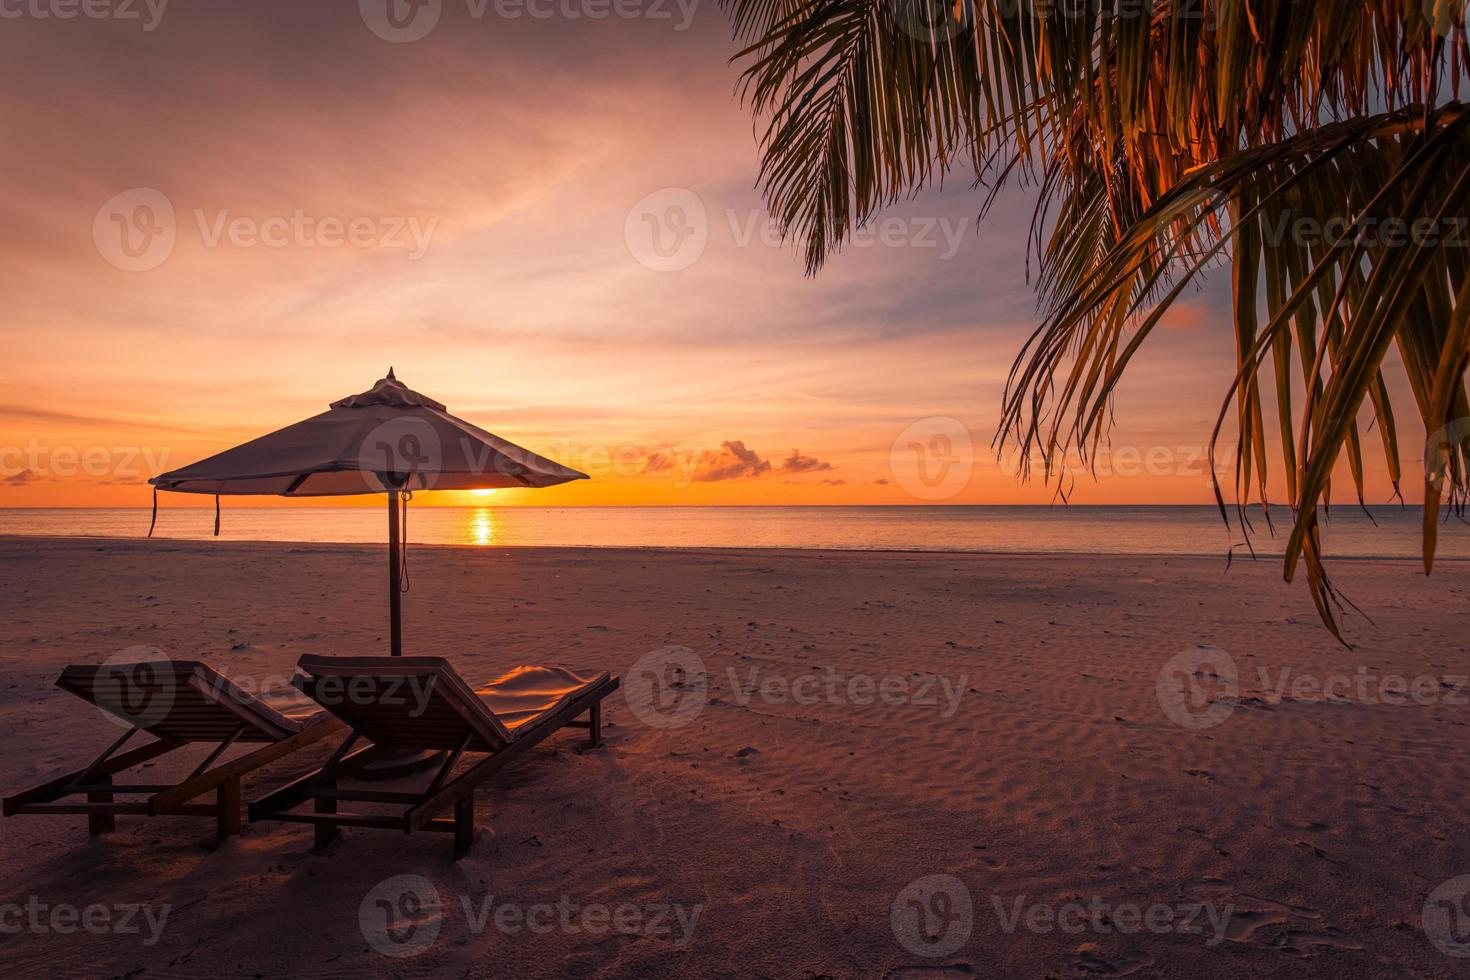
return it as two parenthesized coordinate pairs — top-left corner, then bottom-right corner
(148, 369), (588, 655)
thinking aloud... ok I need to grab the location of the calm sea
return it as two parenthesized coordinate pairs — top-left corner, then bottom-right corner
(0, 506), (1466, 559)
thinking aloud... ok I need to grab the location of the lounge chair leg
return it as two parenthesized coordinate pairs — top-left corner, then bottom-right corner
(87, 773), (115, 836)
(587, 703), (602, 749)
(314, 780), (339, 851)
(216, 776), (242, 841)
(452, 796), (475, 860)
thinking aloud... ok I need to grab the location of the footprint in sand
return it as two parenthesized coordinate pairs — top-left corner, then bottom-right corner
(1268, 927), (1364, 957)
(1067, 944), (1155, 976)
(1179, 879), (1362, 957)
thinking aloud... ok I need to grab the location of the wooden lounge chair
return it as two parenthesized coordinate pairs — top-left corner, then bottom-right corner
(3, 661), (344, 842)
(248, 655), (619, 860)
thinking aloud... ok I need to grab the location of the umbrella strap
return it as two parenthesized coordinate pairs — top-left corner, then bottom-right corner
(214, 494), (221, 537)
(399, 490), (412, 593)
(147, 488), (158, 538)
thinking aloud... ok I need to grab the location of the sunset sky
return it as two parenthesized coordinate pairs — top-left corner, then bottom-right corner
(1, 1), (1416, 508)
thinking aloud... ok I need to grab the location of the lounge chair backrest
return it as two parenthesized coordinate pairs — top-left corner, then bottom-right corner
(56, 661), (302, 743)
(293, 655), (513, 752)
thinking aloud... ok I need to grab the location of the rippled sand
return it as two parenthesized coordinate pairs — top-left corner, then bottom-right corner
(1, 537), (1467, 977)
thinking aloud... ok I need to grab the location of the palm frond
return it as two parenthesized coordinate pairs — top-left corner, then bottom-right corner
(723, 0), (1470, 638)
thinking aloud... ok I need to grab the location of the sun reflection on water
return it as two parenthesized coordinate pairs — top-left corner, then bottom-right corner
(466, 507), (497, 547)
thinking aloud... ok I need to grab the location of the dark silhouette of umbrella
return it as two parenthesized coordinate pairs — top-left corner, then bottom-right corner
(149, 369), (587, 655)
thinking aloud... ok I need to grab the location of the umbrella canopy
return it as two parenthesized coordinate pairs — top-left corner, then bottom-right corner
(149, 370), (587, 655)
(151, 369), (587, 496)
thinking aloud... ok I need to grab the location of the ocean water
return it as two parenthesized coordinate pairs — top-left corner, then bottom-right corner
(0, 505), (1466, 559)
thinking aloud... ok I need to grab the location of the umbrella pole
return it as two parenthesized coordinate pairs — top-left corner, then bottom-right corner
(388, 490), (402, 656)
(362, 485), (441, 777)
(364, 484), (443, 776)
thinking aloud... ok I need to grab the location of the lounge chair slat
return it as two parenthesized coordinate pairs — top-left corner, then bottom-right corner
(292, 656), (513, 752)
(252, 657), (620, 859)
(54, 661), (304, 743)
(405, 674), (617, 831)
(5, 661), (340, 843)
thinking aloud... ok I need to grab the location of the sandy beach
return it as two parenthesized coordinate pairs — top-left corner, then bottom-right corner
(0, 536), (1465, 977)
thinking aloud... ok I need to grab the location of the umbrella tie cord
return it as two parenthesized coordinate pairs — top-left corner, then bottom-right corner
(147, 488), (158, 538)
(399, 490), (412, 593)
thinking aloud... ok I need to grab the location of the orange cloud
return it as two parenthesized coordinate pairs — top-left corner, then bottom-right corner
(693, 441), (772, 482)
(777, 450), (832, 475)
